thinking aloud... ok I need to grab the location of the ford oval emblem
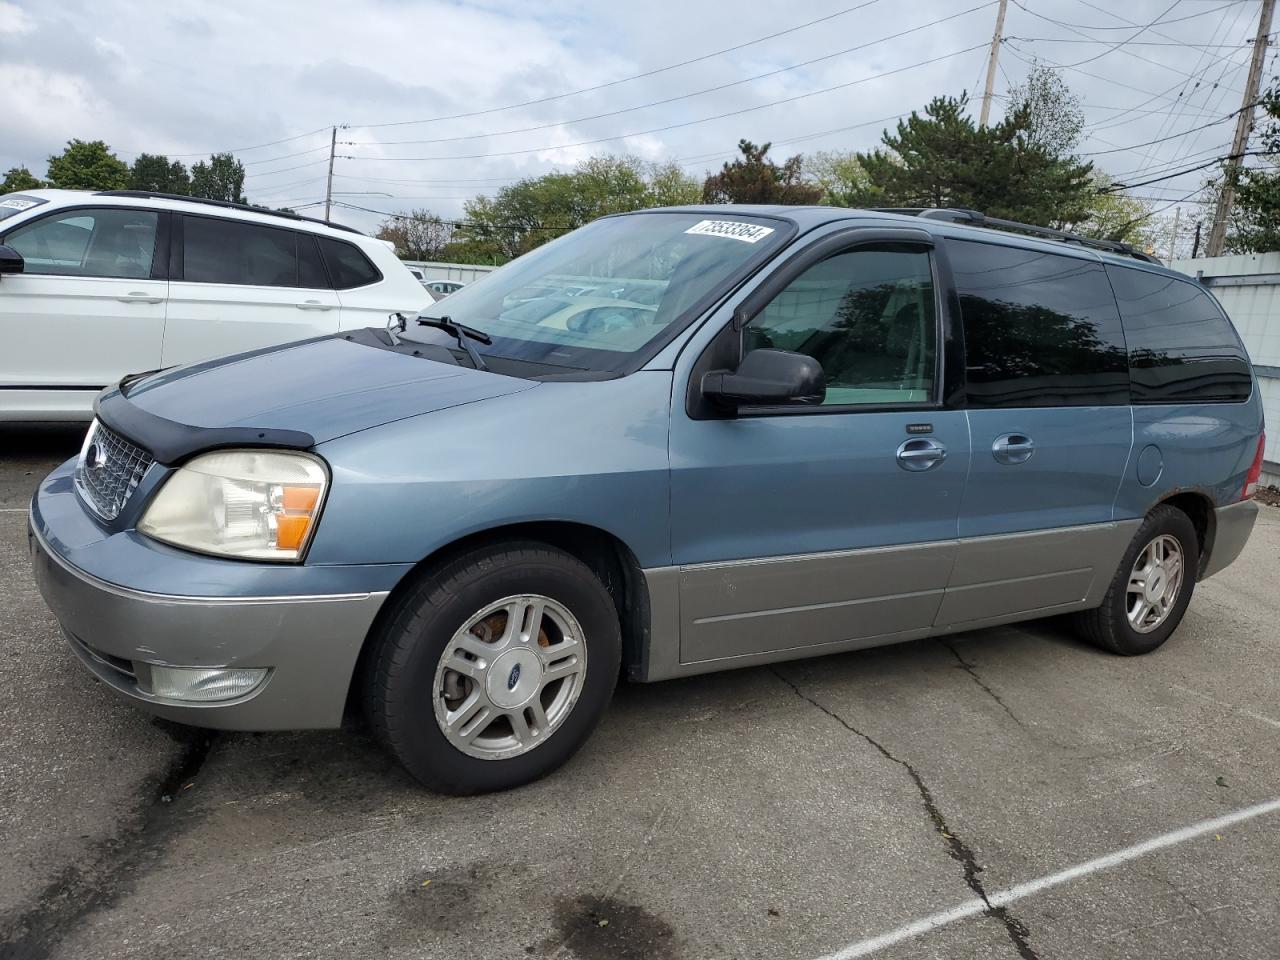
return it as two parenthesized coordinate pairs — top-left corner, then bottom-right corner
(85, 442), (106, 471)
(507, 663), (521, 690)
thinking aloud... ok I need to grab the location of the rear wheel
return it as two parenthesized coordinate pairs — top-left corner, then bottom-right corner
(1074, 505), (1199, 655)
(364, 542), (620, 793)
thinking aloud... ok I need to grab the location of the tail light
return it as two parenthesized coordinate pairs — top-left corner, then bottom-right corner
(1243, 432), (1265, 500)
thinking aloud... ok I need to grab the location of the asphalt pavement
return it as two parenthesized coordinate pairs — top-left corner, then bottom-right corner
(1, 422), (1278, 960)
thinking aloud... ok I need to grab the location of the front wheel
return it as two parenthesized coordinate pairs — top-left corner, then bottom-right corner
(1073, 505), (1199, 656)
(364, 543), (620, 793)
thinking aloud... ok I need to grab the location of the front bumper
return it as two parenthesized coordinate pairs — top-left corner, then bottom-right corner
(29, 459), (398, 731)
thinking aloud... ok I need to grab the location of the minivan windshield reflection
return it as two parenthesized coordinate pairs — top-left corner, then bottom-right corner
(404, 212), (786, 373)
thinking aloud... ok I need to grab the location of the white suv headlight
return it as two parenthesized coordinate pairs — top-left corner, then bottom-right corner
(138, 450), (328, 562)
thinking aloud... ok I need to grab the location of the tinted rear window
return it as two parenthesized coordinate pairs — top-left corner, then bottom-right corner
(949, 240), (1129, 407)
(318, 237), (380, 289)
(184, 216), (309, 287)
(1107, 266), (1252, 403)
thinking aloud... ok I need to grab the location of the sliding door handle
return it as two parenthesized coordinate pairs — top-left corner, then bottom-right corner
(992, 433), (1035, 465)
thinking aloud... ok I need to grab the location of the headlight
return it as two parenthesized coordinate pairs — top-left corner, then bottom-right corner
(138, 450), (328, 561)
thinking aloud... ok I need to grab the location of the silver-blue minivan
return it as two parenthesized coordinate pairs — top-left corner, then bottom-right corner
(29, 206), (1265, 793)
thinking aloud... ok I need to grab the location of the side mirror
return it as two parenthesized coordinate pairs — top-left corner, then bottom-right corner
(0, 244), (23, 277)
(701, 348), (826, 409)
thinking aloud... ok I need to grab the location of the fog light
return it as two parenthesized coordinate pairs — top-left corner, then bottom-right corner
(143, 665), (268, 702)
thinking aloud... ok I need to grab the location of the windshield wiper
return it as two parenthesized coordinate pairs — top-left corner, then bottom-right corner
(416, 315), (491, 371)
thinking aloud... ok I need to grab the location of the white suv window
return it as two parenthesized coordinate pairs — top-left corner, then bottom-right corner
(6, 208), (159, 279)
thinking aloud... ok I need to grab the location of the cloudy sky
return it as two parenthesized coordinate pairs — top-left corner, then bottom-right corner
(0, 0), (1272, 234)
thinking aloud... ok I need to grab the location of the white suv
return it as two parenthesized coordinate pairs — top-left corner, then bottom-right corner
(0, 189), (430, 420)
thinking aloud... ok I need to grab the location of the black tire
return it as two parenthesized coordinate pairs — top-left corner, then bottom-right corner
(1073, 505), (1200, 656)
(364, 542), (620, 794)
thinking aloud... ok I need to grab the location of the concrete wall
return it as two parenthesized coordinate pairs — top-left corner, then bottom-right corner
(401, 260), (497, 284)
(1171, 252), (1280, 485)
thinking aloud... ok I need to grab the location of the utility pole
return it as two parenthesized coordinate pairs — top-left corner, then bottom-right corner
(1169, 205), (1181, 262)
(1206, 0), (1275, 257)
(323, 125), (337, 221)
(979, 0), (1009, 127)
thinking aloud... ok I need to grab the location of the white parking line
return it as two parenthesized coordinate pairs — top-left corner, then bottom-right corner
(1171, 682), (1280, 731)
(815, 798), (1280, 960)
(0, 507), (29, 513)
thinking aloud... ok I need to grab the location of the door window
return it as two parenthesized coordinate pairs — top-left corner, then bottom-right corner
(183, 216), (310, 287)
(1106, 266), (1252, 403)
(950, 240), (1128, 407)
(6, 208), (158, 279)
(744, 246), (937, 406)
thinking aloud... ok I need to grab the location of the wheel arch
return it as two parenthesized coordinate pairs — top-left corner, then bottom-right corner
(1151, 489), (1217, 579)
(346, 520), (652, 716)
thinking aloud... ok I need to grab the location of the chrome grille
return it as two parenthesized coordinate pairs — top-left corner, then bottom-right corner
(74, 420), (154, 520)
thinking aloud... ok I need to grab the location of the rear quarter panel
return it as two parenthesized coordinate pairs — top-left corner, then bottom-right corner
(1114, 396), (1264, 517)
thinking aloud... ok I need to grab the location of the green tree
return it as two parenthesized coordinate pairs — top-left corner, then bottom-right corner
(1073, 174), (1154, 245)
(1225, 78), (1280, 253)
(451, 155), (701, 263)
(805, 150), (871, 206)
(190, 152), (246, 203)
(1, 167), (46, 193)
(701, 140), (823, 205)
(376, 210), (455, 260)
(128, 153), (191, 194)
(45, 139), (129, 190)
(853, 94), (1095, 224)
(1005, 63), (1085, 157)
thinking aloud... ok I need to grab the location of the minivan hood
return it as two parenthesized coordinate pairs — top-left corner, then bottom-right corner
(117, 334), (536, 445)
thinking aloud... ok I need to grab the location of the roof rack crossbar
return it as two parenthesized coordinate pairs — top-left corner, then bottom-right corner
(871, 207), (1162, 265)
(93, 191), (365, 235)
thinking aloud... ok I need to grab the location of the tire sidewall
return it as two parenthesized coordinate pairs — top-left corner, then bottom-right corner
(1105, 507), (1199, 655)
(378, 549), (620, 793)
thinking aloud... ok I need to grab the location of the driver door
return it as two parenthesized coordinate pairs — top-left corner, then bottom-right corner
(668, 230), (970, 667)
(0, 206), (167, 399)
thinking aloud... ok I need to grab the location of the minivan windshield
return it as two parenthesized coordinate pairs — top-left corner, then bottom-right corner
(405, 211), (787, 373)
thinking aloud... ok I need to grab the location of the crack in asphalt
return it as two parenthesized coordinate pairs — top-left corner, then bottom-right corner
(937, 639), (1028, 729)
(0, 723), (219, 960)
(771, 668), (1041, 960)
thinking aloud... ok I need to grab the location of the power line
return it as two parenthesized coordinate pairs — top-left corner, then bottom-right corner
(240, 145), (331, 167)
(1079, 105), (1251, 156)
(351, 0), (887, 130)
(343, 2), (998, 148)
(1007, 0), (1244, 88)
(1052, 0), (1181, 69)
(1007, 36), (1255, 48)
(1102, 149), (1266, 190)
(117, 127), (333, 160)
(339, 43), (987, 163)
(1022, 0), (1243, 31)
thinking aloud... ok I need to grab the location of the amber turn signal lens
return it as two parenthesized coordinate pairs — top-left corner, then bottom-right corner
(281, 485), (321, 512)
(275, 514), (312, 551)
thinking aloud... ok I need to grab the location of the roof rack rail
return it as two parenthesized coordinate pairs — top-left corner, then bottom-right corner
(93, 191), (366, 236)
(871, 207), (1162, 265)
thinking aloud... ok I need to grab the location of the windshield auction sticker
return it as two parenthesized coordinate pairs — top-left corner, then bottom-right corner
(0, 198), (38, 210)
(684, 220), (775, 243)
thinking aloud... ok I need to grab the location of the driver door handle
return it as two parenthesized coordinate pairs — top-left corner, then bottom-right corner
(896, 437), (947, 472)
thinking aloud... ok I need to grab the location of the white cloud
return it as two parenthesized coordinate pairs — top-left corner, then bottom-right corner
(0, 1), (34, 36)
(0, 0), (1255, 228)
